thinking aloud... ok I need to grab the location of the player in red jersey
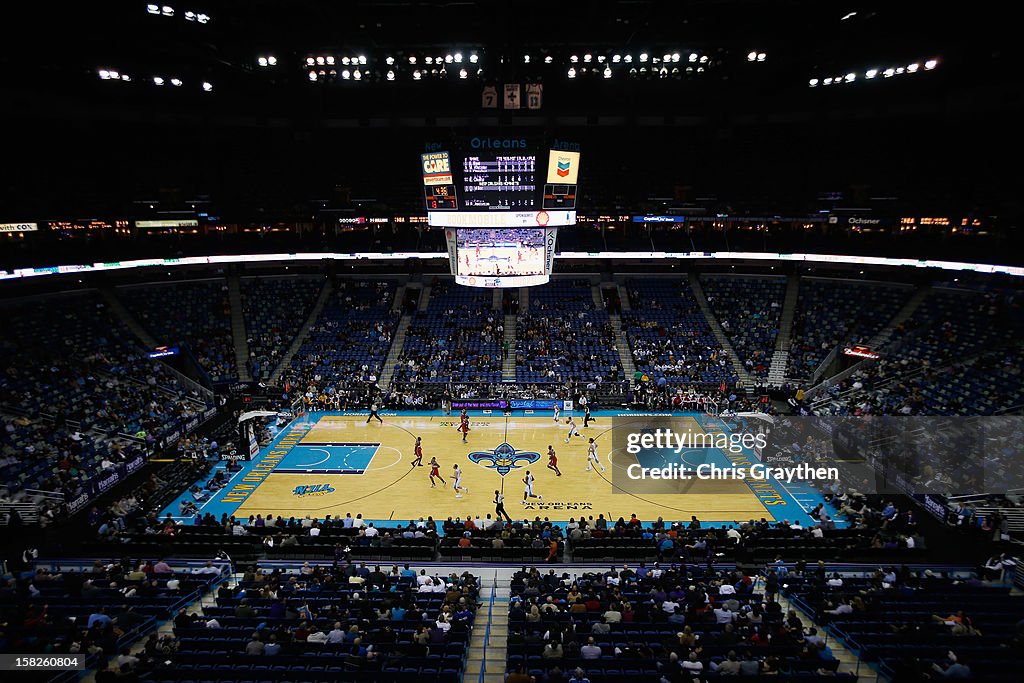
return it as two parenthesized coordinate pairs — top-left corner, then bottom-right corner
(458, 410), (470, 443)
(429, 457), (446, 488)
(546, 445), (562, 477)
(411, 437), (424, 468)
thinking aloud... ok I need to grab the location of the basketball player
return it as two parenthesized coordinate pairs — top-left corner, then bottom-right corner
(546, 445), (562, 477)
(552, 402), (560, 422)
(429, 457), (446, 488)
(564, 416), (581, 443)
(586, 438), (606, 473)
(494, 489), (512, 522)
(452, 464), (468, 498)
(522, 470), (542, 503)
(366, 400), (383, 424)
(458, 413), (470, 443)
(455, 408), (469, 437)
(411, 437), (424, 467)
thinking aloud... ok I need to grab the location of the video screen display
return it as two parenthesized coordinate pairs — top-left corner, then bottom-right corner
(461, 154), (537, 210)
(456, 228), (546, 276)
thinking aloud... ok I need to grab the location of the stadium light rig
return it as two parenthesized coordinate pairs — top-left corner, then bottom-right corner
(98, 68), (126, 81)
(809, 57), (938, 86)
(147, 4), (210, 22)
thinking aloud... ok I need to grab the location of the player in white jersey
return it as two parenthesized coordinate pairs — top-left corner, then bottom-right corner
(552, 403), (560, 422)
(521, 470), (542, 503)
(564, 416), (581, 443)
(452, 464), (469, 498)
(586, 438), (606, 472)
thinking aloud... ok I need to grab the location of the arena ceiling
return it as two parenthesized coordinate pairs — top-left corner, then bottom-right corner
(0, 2), (1019, 223)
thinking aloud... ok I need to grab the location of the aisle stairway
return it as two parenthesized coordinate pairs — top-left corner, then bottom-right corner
(776, 590), (863, 678)
(502, 315), (517, 381)
(268, 279), (333, 384)
(392, 284), (406, 313)
(609, 314), (636, 379)
(689, 273), (755, 386)
(464, 570), (510, 683)
(617, 283), (632, 311)
(767, 275), (800, 385)
(227, 274), (251, 382)
(379, 314), (411, 390)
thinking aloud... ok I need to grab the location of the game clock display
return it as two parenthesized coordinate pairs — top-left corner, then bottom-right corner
(424, 184), (458, 211)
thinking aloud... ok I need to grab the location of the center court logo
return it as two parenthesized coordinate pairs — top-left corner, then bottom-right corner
(292, 483), (336, 497)
(468, 442), (540, 476)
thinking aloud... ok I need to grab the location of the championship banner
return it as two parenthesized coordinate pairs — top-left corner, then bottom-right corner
(503, 83), (521, 109)
(481, 85), (498, 108)
(526, 83), (543, 110)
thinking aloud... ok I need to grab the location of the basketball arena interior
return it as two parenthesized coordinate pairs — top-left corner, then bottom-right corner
(1, 2), (1022, 682)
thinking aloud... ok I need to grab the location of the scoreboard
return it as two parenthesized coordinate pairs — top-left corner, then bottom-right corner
(420, 137), (582, 287)
(424, 184), (457, 211)
(420, 140), (580, 216)
(461, 154), (538, 210)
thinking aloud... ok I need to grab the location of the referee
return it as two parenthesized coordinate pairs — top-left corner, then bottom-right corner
(366, 400), (383, 424)
(494, 489), (512, 522)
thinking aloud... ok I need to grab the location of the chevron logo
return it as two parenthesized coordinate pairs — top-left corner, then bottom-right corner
(556, 160), (571, 177)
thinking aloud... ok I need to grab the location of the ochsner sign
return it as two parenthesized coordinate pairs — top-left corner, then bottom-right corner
(544, 227), (558, 274)
(0, 222), (38, 232)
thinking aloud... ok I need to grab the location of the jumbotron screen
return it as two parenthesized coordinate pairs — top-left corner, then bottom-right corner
(425, 138), (579, 286)
(445, 226), (558, 288)
(456, 228), (546, 277)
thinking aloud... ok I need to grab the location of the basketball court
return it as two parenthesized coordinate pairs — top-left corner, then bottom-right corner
(164, 410), (831, 529)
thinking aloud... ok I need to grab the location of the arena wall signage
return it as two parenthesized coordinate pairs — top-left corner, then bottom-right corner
(631, 216), (686, 223)
(427, 210), (576, 228)
(451, 400), (508, 409)
(2, 250), (1023, 280)
(0, 222), (38, 232)
(147, 345), (180, 359)
(841, 344), (881, 359)
(135, 219), (199, 228)
(509, 399), (566, 410)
